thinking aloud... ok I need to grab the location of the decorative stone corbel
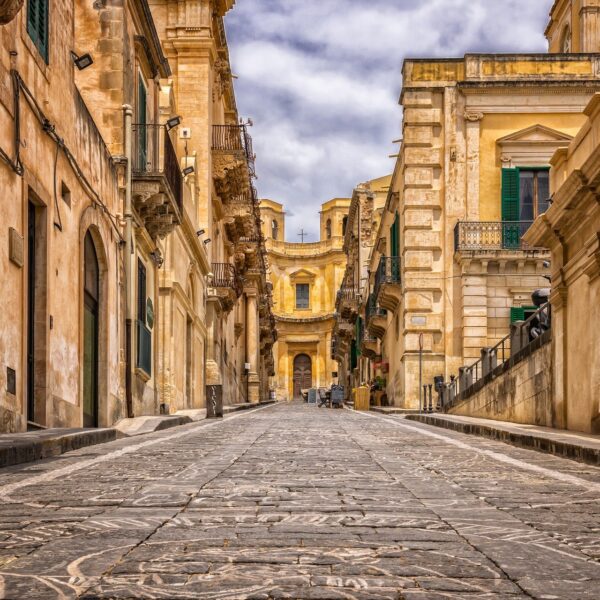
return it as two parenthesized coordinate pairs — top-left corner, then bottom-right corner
(464, 112), (484, 122)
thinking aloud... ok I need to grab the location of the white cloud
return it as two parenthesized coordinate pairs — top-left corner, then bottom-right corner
(227, 0), (554, 241)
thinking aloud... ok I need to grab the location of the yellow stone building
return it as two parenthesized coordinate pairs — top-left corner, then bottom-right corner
(525, 93), (600, 433)
(262, 199), (350, 400)
(0, 0), (274, 433)
(335, 0), (600, 410)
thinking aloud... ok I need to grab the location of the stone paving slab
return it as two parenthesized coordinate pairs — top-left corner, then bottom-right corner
(406, 413), (600, 465)
(0, 403), (598, 599)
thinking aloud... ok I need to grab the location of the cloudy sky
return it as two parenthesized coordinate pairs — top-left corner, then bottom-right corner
(227, 0), (554, 241)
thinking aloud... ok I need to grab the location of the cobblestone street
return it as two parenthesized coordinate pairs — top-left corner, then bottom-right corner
(0, 403), (599, 599)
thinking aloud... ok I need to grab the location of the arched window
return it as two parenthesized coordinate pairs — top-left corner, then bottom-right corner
(326, 218), (332, 239)
(271, 219), (279, 240)
(342, 216), (348, 236)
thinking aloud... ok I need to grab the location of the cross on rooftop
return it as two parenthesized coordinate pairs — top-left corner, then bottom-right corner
(298, 229), (308, 243)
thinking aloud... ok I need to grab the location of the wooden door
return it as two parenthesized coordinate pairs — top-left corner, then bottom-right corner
(293, 354), (312, 399)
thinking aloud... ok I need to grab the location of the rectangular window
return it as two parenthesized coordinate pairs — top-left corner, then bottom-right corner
(27, 0), (49, 62)
(501, 167), (550, 249)
(502, 167), (550, 223)
(296, 283), (309, 309)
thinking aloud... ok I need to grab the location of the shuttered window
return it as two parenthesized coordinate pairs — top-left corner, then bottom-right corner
(389, 212), (399, 257)
(501, 168), (520, 222)
(27, 0), (49, 63)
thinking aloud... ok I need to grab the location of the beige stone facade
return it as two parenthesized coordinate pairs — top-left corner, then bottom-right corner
(0, 0), (273, 433)
(263, 199), (349, 401)
(336, 0), (600, 411)
(332, 176), (391, 396)
(525, 93), (600, 433)
(150, 0), (275, 408)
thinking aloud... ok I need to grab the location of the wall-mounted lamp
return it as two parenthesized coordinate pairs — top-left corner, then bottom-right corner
(149, 249), (164, 269)
(166, 115), (182, 131)
(203, 239), (211, 245)
(70, 51), (94, 70)
(196, 229), (205, 237)
(182, 166), (195, 176)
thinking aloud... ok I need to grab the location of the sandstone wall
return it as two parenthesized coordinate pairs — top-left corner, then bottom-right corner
(449, 339), (554, 427)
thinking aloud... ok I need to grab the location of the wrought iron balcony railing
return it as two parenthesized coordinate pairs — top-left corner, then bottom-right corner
(365, 293), (386, 324)
(132, 124), (182, 212)
(454, 221), (536, 252)
(211, 263), (243, 297)
(212, 124), (256, 178)
(374, 257), (401, 300)
(337, 286), (359, 303)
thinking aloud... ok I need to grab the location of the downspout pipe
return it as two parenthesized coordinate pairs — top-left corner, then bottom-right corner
(123, 104), (134, 419)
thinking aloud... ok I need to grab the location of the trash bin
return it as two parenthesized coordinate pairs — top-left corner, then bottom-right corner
(354, 386), (370, 411)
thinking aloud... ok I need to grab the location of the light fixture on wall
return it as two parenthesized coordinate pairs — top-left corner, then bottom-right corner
(149, 249), (164, 269)
(70, 51), (94, 70)
(196, 229), (205, 237)
(166, 115), (182, 131)
(203, 239), (212, 245)
(182, 166), (195, 176)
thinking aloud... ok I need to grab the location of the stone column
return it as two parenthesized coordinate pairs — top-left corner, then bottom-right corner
(245, 288), (260, 404)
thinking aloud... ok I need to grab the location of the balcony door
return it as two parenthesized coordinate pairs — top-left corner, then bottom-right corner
(501, 168), (549, 249)
(293, 354), (312, 399)
(137, 73), (148, 169)
(83, 232), (99, 427)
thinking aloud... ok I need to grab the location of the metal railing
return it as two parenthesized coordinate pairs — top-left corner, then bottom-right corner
(441, 302), (551, 407)
(454, 221), (535, 252)
(337, 286), (359, 303)
(365, 293), (386, 324)
(211, 263), (243, 296)
(374, 257), (401, 300)
(132, 124), (183, 212)
(212, 124), (256, 178)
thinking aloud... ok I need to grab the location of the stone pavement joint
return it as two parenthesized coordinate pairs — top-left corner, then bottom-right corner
(0, 402), (598, 599)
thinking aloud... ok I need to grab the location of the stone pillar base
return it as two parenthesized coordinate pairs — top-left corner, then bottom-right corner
(248, 375), (260, 404)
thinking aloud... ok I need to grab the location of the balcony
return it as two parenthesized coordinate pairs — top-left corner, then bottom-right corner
(453, 221), (546, 253)
(208, 263), (243, 313)
(374, 257), (401, 312)
(132, 124), (183, 239)
(212, 124), (255, 200)
(336, 285), (360, 322)
(365, 293), (387, 339)
(360, 328), (378, 360)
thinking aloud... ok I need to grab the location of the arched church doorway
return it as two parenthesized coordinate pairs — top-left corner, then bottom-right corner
(83, 231), (99, 427)
(293, 354), (312, 399)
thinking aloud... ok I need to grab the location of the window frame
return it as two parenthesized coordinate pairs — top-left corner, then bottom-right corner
(295, 283), (310, 310)
(27, 0), (49, 63)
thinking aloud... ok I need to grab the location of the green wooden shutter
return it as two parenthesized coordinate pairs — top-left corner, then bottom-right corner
(350, 340), (358, 370)
(510, 307), (525, 323)
(502, 168), (520, 249)
(356, 317), (363, 356)
(137, 76), (148, 169)
(27, 0), (49, 62)
(502, 168), (520, 221)
(389, 212), (399, 257)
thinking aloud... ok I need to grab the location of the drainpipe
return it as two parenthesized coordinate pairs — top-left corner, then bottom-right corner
(123, 105), (134, 419)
